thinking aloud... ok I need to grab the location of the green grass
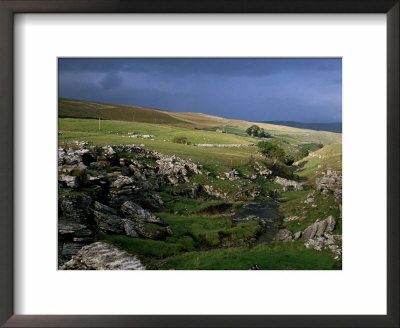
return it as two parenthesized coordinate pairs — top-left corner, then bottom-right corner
(295, 143), (342, 181)
(264, 128), (342, 147)
(59, 118), (262, 167)
(158, 212), (261, 248)
(145, 223), (167, 234)
(59, 117), (254, 145)
(59, 98), (190, 126)
(278, 191), (341, 234)
(96, 211), (262, 262)
(222, 126), (248, 137)
(159, 240), (340, 270)
(275, 190), (309, 202)
(157, 192), (233, 215)
(174, 173), (281, 199)
(96, 233), (185, 258)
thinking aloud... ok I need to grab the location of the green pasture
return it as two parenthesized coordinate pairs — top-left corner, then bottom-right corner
(159, 239), (340, 270)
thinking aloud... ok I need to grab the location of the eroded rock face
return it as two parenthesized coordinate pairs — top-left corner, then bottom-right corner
(253, 161), (272, 177)
(316, 170), (341, 192)
(59, 175), (80, 189)
(141, 194), (164, 212)
(120, 201), (166, 226)
(111, 176), (135, 189)
(93, 201), (142, 237)
(273, 229), (294, 242)
(166, 183), (202, 199)
(304, 234), (342, 260)
(302, 216), (335, 239)
(58, 220), (94, 241)
(274, 177), (303, 192)
(122, 219), (139, 238)
(93, 210), (125, 235)
(203, 185), (228, 200)
(293, 231), (302, 240)
(108, 175), (142, 208)
(315, 169), (342, 204)
(304, 191), (315, 204)
(283, 216), (299, 222)
(94, 201), (118, 215)
(59, 194), (93, 223)
(225, 169), (240, 181)
(235, 186), (261, 199)
(60, 242), (145, 270)
(273, 215), (340, 259)
(89, 161), (109, 171)
(58, 219), (95, 266)
(300, 216), (341, 260)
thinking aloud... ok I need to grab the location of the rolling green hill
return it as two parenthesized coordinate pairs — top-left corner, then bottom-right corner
(58, 98), (191, 126)
(58, 98), (341, 145)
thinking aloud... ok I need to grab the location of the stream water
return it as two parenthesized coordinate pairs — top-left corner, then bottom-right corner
(231, 198), (281, 244)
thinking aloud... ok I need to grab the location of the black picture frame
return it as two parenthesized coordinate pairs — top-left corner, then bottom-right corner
(0, 1), (398, 327)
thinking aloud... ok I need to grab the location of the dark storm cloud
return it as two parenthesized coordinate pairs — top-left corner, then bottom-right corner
(58, 58), (342, 123)
(59, 58), (340, 77)
(100, 72), (123, 90)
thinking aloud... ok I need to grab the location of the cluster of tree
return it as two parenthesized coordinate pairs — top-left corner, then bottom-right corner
(257, 139), (296, 165)
(246, 125), (270, 138)
(172, 136), (191, 145)
(258, 140), (325, 166)
(292, 143), (324, 162)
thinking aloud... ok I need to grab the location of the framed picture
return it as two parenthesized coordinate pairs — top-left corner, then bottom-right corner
(0, 0), (398, 327)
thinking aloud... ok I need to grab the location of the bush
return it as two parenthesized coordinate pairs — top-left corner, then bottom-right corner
(293, 143), (324, 162)
(172, 136), (191, 145)
(262, 159), (294, 179)
(293, 147), (309, 162)
(284, 154), (295, 166)
(257, 140), (286, 162)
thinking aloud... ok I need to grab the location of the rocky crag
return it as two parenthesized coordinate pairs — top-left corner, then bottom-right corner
(58, 142), (205, 268)
(273, 167), (342, 260)
(61, 242), (145, 270)
(58, 142), (288, 267)
(274, 215), (341, 260)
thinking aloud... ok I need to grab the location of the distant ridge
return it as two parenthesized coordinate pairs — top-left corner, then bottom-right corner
(261, 121), (342, 133)
(58, 98), (190, 126)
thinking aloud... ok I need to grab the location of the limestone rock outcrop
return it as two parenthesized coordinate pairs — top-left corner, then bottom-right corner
(60, 242), (145, 270)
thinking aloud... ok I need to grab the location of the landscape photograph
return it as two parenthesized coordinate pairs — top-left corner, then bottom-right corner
(58, 58), (342, 270)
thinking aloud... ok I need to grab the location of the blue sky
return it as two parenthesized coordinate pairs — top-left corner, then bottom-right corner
(58, 58), (342, 123)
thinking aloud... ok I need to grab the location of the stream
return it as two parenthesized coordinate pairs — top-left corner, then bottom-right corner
(231, 198), (281, 244)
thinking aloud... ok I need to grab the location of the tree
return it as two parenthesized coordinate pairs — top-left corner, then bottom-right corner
(246, 125), (270, 138)
(172, 136), (191, 145)
(257, 140), (286, 162)
(246, 125), (260, 137)
(293, 146), (309, 161)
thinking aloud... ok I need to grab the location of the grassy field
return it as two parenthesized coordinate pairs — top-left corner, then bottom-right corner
(278, 191), (341, 234)
(59, 98), (190, 126)
(59, 117), (255, 145)
(58, 115), (342, 169)
(59, 118), (263, 167)
(59, 98), (342, 144)
(158, 240), (340, 270)
(96, 217), (340, 270)
(295, 143), (342, 181)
